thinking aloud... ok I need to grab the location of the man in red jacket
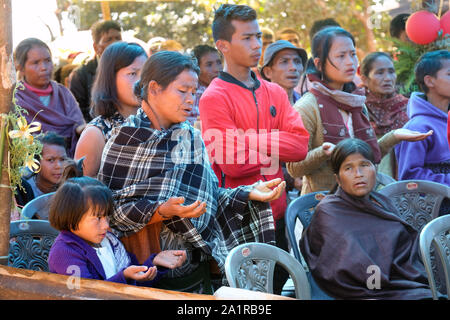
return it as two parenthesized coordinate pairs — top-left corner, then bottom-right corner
(199, 4), (309, 294)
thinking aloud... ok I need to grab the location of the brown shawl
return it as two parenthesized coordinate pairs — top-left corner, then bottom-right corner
(300, 187), (434, 300)
(308, 75), (381, 163)
(365, 90), (409, 136)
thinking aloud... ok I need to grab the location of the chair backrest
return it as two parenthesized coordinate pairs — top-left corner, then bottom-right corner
(21, 192), (55, 220)
(374, 172), (396, 191)
(8, 220), (59, 272)
(224, 242), (311, 300)
(419, 214), (450, 299)
(285, 191), (328, 263)
(378, 180), (450, 232)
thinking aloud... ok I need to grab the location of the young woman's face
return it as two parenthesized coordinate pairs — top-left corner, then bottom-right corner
(72, 206), (109, 245)
(116, 54), (147, 110)
(150, 69), (198, 128)
(321, 36), (358, 89)
(363, 56), (397, 97)
(427, 59), (450, 100)
(198, 51), (222, 86)
(336, 152), (376, 197)
(38, 144), (67, 186)
(23, 46), (53, 89)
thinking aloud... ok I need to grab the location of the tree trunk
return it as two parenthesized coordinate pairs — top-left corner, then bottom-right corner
(0, 0), (14, 266)
(101, 1), (111, 20)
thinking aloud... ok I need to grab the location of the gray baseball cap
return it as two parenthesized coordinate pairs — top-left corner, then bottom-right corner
(260, 40), (308, 77)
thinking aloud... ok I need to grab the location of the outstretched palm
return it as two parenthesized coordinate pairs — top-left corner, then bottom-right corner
(394, 128), (433, 142)
(248, 178), (286, 202)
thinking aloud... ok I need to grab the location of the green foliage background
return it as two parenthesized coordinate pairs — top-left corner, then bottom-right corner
(63, 0), (394, 54)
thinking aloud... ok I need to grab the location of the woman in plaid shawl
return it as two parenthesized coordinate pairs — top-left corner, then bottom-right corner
(97, 51), (286, 290)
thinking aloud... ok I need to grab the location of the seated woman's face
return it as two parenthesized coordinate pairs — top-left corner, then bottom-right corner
(152, 69), (198, 128)
(116, 54), (147, 110)
(23, 46), (53, 89)
(39, 144), (67, 186)
(336, 152), (376, 197)
(363, 56), (397, 97)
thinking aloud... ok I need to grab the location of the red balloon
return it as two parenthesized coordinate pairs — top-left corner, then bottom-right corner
(406, 10), (440, 45)
(441, 10), (450, 36)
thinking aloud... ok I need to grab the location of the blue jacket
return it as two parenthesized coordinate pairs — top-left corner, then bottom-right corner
(395, 92), (450, 185)
(48, 230), (167, 286)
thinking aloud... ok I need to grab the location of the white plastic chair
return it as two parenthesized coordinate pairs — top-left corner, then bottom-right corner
(419, 214), (450, 300)
(224, 242), (311, 300)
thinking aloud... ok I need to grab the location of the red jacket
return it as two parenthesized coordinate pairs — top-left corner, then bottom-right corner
(199, 71), (309, 221)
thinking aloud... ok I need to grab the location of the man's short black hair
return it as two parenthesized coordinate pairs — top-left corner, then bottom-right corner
(212, 4), (257, 42)
(415, 49), (450, 94)
(389, 13), (410, 39)
(90, 20), (122, 44)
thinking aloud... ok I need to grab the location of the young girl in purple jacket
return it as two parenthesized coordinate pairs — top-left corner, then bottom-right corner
(47, 175), (187, 286)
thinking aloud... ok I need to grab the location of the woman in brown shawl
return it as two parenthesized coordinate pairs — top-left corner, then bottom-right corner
(300, 138), (436, 299)
(360, 52), (409, 178)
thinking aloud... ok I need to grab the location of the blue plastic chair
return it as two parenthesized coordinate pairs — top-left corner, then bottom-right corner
(285, 191), (328, 262)
(8, 219), (59, 271)
(21, 192), (55, 220)
(284, 191), (333, 300)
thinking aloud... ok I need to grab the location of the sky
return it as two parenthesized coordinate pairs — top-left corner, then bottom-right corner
(12, 0), (62, 48)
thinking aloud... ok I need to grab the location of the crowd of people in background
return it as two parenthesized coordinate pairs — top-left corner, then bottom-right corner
(9, 3), (450, 300)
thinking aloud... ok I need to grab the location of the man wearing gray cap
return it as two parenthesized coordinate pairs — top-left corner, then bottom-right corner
(260, 40), (307, 105)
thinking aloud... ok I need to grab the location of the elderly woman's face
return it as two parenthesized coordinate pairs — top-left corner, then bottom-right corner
(151, 69), (198, 128)
(362, 56), (397, 97)
(336, 153), (376, 197)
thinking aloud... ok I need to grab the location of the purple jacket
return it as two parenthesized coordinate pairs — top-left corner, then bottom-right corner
(395, 92), (450, 185)
(48, 230), (167, 286)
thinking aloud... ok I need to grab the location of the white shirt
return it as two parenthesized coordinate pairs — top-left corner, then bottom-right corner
(94, 237), (117, 279)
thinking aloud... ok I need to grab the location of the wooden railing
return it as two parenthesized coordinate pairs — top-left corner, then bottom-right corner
(0, 265), (294, 300)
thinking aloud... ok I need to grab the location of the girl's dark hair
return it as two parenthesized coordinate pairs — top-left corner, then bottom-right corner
(49, 176), (113, 232)
(360, 51), (393, 78)
(133, 50), (199, 102)
(329, 138), (375, 193)
(14, 37), (52, 69)
(192, 44), (220, 66)
(90, 41), (147, 118)
(415, 49), (450, 94)
(61, 157), (85, 182)
(302, 26), (356, 94)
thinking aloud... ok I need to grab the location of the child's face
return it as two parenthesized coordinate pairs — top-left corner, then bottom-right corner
(72, 207), (109, 245)
(427, 59), (450, 100)
(38, 144), (67, 186)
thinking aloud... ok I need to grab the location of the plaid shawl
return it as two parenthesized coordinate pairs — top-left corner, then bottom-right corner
(98, 108), (275, 270)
